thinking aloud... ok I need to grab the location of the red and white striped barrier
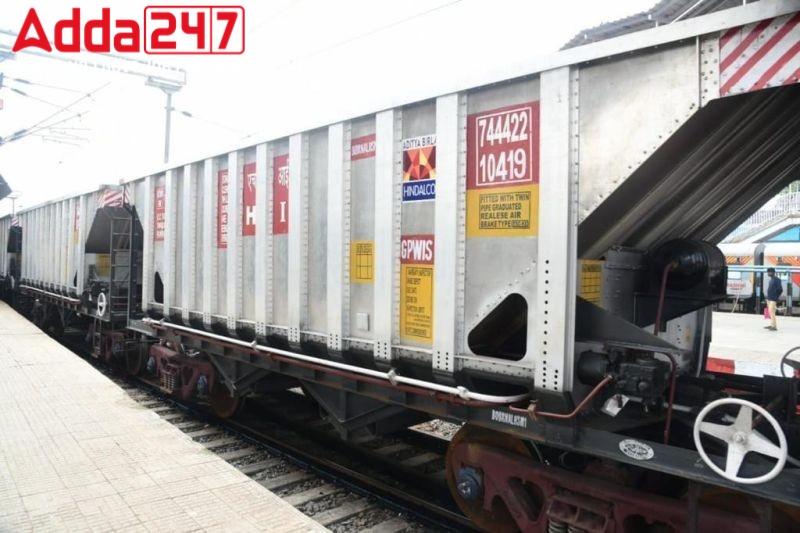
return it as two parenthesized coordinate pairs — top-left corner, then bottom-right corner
(720, 11), (800, 96)
(706, 356), (783, 377)
(97, 187), (129, 208)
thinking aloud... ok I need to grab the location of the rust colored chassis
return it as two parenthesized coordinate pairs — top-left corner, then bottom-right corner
(449, 443), (763, 533)
(148, 344), (218, 401)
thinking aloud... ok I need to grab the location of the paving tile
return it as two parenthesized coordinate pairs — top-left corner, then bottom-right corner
(141, 513), (203, 533)
(117, 485), (171, 507)
(148, 465), (199, 484)
(60, 469), (108, 489)
(100, 463), (149, 481)
(15, 476), (66, 496)
(71, 480), (119, 501)
(21, 488), (74, 516)
(77, 493), (130, 517)
(129, 496), (185, 522)
(111, 472), (157, 493)
(196, 471), (249, 491)
(204, 520), (262, 533)
(115, 523), (149, 533)
(0, 511), (33, 533)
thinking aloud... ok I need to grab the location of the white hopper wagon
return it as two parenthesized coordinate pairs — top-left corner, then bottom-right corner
(3, 1), (800, 530)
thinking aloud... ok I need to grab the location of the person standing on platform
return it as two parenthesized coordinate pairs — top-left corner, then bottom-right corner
(764, 267), (783, 331)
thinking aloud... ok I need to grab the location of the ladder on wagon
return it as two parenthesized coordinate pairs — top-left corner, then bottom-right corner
(91, 205), (142, 358)
(108, 208), (141, 322)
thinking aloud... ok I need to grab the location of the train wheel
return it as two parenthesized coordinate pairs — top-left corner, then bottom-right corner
(126, 344), (146, 376)
(99, 335), (115, 363)
(210, 383), (241, 419)
(446, 425), (532, 532)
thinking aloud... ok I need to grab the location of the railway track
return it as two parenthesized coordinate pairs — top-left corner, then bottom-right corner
(60, 330), (473, 532)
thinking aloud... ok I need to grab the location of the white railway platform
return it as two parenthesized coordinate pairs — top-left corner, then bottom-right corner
(0, 301), (326, 532)
(708, 311), (800, 377)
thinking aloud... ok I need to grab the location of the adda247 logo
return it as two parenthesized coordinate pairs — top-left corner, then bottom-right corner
(12, 6), (245, 55)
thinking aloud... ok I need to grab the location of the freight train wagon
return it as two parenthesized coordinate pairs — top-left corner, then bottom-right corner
(3, 1), (800, 531)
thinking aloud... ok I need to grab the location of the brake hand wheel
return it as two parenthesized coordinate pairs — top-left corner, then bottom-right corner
(693, 398), (787, 484)
(96, 292), (107, 318)
(780, 346), (800, 378)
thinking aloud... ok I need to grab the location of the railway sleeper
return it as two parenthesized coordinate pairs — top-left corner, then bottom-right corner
(313, 498), (376, 527)
(185, 427), (224, 438)
(238, 458), (283, 476)
(284, 484), (343, 506)
(216, 447), (260, 462)
(260, 470), (316, 491)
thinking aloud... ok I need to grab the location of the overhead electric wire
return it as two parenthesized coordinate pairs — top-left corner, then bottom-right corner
(22, 82), (109, 132)
(4, 75), (82, 93)
(20, 111), (89, 138)
(45, 126), (90, 132)
(5, 86), (61, 108)
(38, 136), (82, 147)
(0, 82), (109, 146)
(2, 110), (89, 145)
(34, 130), (89, 142)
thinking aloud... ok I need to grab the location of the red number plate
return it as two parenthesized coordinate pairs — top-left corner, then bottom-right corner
(467, 102), (540, 190)
(144, 5), (244, 54)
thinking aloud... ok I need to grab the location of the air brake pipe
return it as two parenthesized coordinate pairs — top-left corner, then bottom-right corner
(654, 262), (678, 445)
(508, 375), (614, 420)
(19, 284), (81, 304)
(142, 318), (530, 405)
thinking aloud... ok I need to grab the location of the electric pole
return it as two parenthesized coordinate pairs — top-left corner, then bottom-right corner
(145, 77), (182, 163)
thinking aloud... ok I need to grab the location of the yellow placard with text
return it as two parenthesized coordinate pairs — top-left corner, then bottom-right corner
(579, 260), (604, 305)
(95, 254), (111, 277)
(350, 240), (374, 283)
(466, 184), (539, 237)
(400, 264), (433, 344)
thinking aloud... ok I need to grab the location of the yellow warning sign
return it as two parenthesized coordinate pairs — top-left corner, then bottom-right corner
(95, 254), (111, 278)
(400, 264), (434, 344)
(579, 260), (603, 305)
(466, 184), (539, 237)
(350, 240), (374, 283)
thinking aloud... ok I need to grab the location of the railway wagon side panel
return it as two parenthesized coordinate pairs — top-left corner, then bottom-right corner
(307, 129), (329, 337)
(462, 77), (541, 379)
(241, 147), (258, 323)
(347, 117), (377, 345)
(17, 195), (86, 293)
(272, 140), (291, 332)
(135, 80), (559, 388)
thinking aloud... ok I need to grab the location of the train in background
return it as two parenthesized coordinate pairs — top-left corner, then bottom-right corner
(719, 216), (800, 316)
